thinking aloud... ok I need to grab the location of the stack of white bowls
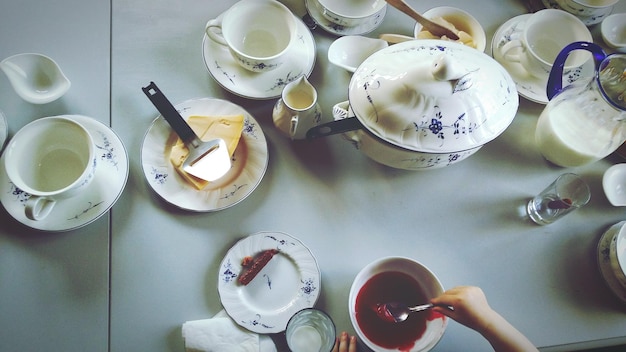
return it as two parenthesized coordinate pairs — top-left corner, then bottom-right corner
(598, 221), (626, 302)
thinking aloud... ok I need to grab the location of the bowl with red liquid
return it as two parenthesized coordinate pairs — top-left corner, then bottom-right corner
(349, 256), (447, 352)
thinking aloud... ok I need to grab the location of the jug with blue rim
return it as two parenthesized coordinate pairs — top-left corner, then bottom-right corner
(535, 41), (626, 167)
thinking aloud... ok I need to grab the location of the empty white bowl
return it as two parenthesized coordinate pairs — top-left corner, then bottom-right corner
(601, 13), (626, 53)
(349, 256), (447, 352)
(602, 164), (626, 206)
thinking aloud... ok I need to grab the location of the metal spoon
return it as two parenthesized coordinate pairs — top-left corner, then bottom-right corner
(384, 0), (459, 41)
(376, 302), (450, 323)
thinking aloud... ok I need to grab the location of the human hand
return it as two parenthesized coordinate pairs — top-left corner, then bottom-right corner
(332, 331), (357, 352)
(429, 285), (496, 332)
(430, 286), (538, 352)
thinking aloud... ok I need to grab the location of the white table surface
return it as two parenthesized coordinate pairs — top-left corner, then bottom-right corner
(1, 0), (626, 351)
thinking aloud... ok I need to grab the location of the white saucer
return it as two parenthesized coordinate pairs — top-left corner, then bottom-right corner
(304, 0), (386, 36)
(491, 14), (594, 104)
(141, 98), (268, 212)
(218, 231), (321, 333)
(597, 222), (626, 304)
(0, 115), (128, 232)
(202, 15), (315, 100)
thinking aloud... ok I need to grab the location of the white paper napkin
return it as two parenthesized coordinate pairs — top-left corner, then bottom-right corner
(182, 310), (277, 352)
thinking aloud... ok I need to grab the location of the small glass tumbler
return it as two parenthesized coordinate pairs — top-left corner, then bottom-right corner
(286, 308), (336, 352)
(527, 173), (591, 225)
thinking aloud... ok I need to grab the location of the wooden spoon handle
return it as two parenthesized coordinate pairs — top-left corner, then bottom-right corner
(384, 0), (459, 40)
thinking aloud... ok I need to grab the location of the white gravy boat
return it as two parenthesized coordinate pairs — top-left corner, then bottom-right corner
(0, 53), (71, 104)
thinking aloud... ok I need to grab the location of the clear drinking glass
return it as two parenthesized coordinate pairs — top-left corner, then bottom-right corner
(285, 308), (336, 352)
(527, 173), (591, 225)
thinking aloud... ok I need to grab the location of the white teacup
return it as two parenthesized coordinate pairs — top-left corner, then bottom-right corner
(501, 9), (592, 78)
(205, 0), (296, 73)
(4, 116), (97, 220)
(316, 0), (386, 27)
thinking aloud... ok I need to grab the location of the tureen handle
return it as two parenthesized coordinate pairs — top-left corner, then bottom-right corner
(431, 54), (474, 93)
(431, 54), (465, 81)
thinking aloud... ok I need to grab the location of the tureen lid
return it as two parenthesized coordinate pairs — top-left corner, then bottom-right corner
(348, 39), (518, 152)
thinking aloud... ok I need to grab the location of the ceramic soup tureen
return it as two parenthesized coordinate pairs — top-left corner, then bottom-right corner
(307, 39), (519, 169)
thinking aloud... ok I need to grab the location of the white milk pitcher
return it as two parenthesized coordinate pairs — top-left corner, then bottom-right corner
(535, 42), (626, 167)
(272, 75), (322, 140)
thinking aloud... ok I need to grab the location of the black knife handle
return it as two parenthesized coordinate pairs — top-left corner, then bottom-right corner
(142, 81), (196, 144)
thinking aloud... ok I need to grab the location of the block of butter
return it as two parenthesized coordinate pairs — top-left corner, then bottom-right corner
(169, 114), (244, 189)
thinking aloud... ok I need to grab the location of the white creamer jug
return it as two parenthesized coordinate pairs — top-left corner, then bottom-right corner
(272, 75), (322, 140)
(535, 42), (626, 167)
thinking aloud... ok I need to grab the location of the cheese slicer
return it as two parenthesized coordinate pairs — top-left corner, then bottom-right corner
(142, 81), (231, 182)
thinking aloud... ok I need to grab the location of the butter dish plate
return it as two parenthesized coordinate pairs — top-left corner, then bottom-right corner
(218, 231), (321, 333)
(0, 115), (128, 232)
(202, 15), (315, 100)
(141, 98), (268, 212)
(491, 14), (593, 104)
(304, 0), (386, 36)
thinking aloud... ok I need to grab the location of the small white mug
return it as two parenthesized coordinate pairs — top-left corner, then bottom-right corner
(205, 0), (296, 73)
(4, 116), (97, 220)
(501, 9), (592, 78)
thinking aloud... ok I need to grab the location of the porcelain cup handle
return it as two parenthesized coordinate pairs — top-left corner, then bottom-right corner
(205, 18), (228, 46)
(501, 38), (524, 63)
(500, 24), (524, 62)
(289, 115), (299, 138)
(25, 196), (56, 221)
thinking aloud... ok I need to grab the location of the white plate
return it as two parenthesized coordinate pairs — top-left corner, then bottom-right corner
(597, 222), (626, 304)
(141, 98), (268, 212)
(0, 115), (128, 232)
(491, 14), (594, 104)
(304, 0), (386, 36)
(202, 15), (315, 100)
(218, 231), (321, 333)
